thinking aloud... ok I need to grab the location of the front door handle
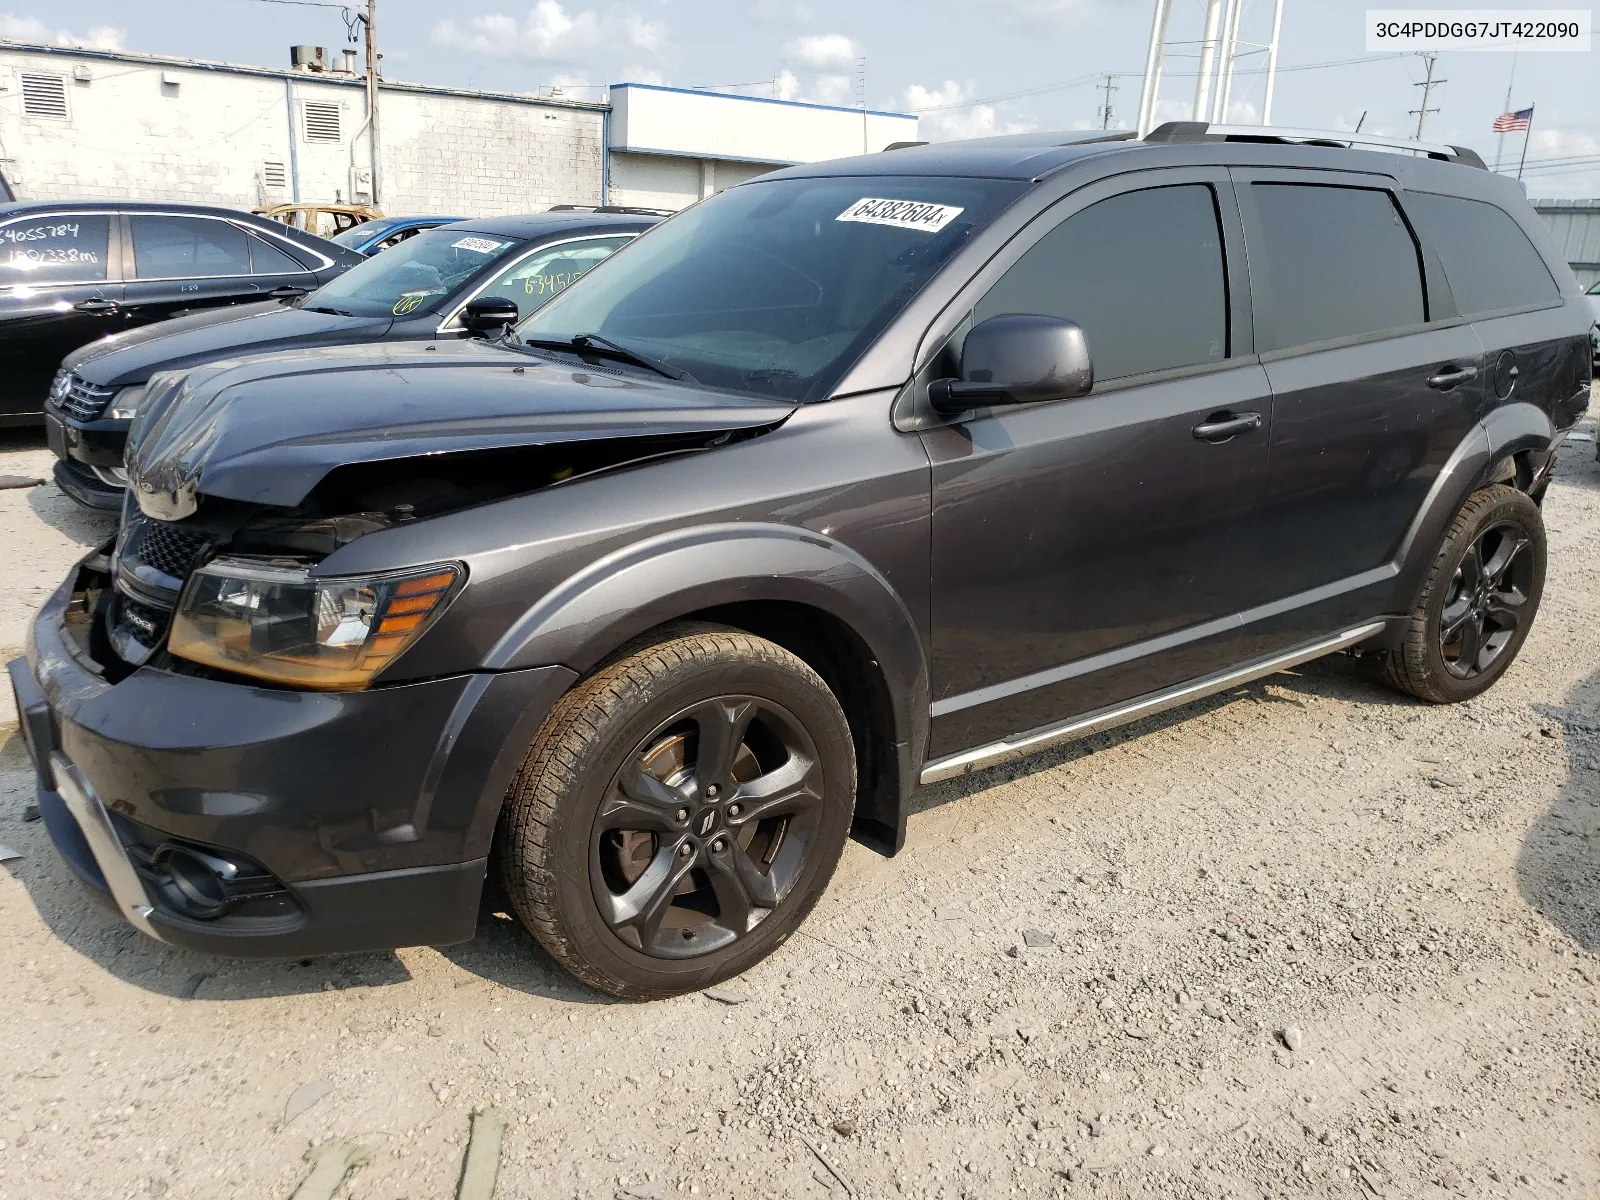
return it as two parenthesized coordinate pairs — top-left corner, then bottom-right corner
(1192, 410), (1262, 443)
(73, 297), (118, 313)
(1427, 365), (1479, 391)
(268, 285), (309, 299)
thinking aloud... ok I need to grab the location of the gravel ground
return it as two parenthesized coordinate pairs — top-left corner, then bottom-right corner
(0, 406), (1597, 1200)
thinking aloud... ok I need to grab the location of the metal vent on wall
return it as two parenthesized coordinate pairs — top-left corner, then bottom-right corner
(21, 73), (70, 120)
(302, 101), (342, 143)
(263, 161), (288, 190)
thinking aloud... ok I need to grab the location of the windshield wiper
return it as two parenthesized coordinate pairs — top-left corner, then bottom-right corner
(302, 304), (357, 317)
(512, 333), (692, 382)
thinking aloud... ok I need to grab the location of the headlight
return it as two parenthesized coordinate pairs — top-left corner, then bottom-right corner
(168, 558), (461, 689)
(107, 384), (147, 421)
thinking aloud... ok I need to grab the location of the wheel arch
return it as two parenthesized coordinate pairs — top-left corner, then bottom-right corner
(1386, 403), (1554, 638)
(485, 523), (929, 856)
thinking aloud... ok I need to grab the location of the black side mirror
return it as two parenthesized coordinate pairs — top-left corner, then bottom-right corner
(460, 297), (520, 337)
(928, 313), (1093, 415)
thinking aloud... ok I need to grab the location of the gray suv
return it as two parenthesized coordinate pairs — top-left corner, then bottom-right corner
(10, 123), (1593, 999)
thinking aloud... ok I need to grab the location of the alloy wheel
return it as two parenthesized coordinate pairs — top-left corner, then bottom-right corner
(589, 695), (823, 959)
(1438, 521), (1534, 679)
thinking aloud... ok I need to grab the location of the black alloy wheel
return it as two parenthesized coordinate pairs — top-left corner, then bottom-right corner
(1436, 521), (1535, 680)
(1384, 484), (1546, 704)
(592, 695), (823, 959)
(498, 623), (855, 998)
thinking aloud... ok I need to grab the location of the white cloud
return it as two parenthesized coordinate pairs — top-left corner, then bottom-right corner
(430, 1), (668, 63)
(780, 33), (859, 74)
(775, 68), (800, 101)
(618, 66), (665, 85)
(0, 13), (124, 49)
(901, 80), (1036, 142)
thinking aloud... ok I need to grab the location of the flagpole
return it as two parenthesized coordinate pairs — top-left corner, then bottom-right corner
(1516, 104), (1535, 180)
(1494, 53), (1516, 171)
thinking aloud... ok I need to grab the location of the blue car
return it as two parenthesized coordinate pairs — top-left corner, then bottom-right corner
(330, 215), (466, 257)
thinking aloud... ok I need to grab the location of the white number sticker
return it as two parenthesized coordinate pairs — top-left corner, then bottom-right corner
(836, 198), (964, 233)
(451, 236), (507, 254)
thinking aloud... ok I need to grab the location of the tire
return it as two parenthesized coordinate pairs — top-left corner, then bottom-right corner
(1383, 484), (1546, 704)
(497, 622), (856, 999)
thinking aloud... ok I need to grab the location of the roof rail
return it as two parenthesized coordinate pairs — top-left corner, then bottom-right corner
(883, 140), (929, 152)
(547, 204), (676, 216)
(1143, 121), (1486, 168)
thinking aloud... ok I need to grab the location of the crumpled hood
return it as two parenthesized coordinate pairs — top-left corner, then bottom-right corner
(125, 339), (794, 520)
(65, 302), (393, 388)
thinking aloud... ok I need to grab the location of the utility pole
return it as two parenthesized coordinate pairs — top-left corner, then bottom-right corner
(857, 56), (868, 153)
(1193, 0), (1224, 121)
(1409, 52), (1443, 141)
(364, 0), (381, 206)
(1493, 53), (1517, 170)
(1097, 73), (1118, 129)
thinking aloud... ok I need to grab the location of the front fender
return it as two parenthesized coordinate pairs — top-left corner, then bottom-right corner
(1387, 402), (1554, 626)
(487, 522), (931, 852)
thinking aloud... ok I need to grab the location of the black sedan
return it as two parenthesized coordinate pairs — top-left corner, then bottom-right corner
(48, 210), (658, 508)
(2, 200), (360, 427)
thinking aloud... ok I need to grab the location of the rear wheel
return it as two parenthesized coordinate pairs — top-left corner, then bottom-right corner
(497, 623), (855, 999)
(1383, 484), (1546, 703)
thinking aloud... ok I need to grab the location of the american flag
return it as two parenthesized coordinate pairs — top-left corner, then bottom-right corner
(1493, 107), (1533, 132)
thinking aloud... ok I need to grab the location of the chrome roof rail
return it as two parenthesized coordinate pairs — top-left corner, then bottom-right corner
(1143, 121), (1486, 167)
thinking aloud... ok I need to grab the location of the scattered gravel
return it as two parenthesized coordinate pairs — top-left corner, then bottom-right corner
(1, 403), (1598, 1198)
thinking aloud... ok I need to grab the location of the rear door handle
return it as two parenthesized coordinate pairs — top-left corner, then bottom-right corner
(73, 297), (118, 313)
(1427, 365), (1478, 391)
(1192, 411), (1262, 443)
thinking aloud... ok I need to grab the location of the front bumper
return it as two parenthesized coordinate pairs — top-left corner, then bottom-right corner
(9, 551), (576, 958)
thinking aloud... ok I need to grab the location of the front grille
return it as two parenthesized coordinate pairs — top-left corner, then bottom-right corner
(51, 371), (116, 422)
(127, 517), (210, 582)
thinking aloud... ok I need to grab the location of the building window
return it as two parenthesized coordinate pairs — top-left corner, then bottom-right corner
(302, 101), (342, 143)
(21, 73), (70, 120)
(263, 161), (288, 191)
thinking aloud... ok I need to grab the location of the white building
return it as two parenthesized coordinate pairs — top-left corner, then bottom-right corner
(0, 41), (919, 217)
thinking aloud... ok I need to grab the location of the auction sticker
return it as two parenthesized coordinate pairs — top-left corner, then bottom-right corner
(452, 236), (507, 254)
(836, 198), (964, 233)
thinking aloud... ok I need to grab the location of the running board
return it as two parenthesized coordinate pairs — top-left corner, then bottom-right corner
(918, 622), (1387, 785)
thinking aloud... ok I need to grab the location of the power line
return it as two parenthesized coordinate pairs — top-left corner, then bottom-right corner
(242, 0), (350, 9)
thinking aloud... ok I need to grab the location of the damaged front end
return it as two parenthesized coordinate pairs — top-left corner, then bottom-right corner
(101, 341), (793, 686)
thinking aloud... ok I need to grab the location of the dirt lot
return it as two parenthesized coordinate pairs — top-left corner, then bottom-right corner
(0, 409), (1597, 1200)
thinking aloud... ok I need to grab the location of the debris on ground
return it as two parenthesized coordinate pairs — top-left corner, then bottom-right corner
(281, 1080), (332, 1127)
(288, 1141), (369, 1200)
(456, 1106), (510, 1200)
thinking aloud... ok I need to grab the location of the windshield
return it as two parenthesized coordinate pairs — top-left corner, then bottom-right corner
(305, 226), (522, 318)
(516, 176), (1029, 401)
(1588, 279), (1600, 295)
(330, 222), (388, 248)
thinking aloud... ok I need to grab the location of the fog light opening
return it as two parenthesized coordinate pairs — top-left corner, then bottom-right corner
(151, 844), (242, 920)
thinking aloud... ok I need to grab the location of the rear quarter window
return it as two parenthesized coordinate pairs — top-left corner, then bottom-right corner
(1405, 192), (1559, 315)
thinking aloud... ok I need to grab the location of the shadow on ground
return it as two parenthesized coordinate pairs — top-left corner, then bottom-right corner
(1520, 668), (1600, 952)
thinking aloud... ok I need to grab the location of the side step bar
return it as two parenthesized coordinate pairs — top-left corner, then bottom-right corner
(919, 622), (1387, 785)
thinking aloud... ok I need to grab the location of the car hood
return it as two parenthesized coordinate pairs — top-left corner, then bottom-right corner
(125, 339), (795, 520)
(66, 302), (393, 387)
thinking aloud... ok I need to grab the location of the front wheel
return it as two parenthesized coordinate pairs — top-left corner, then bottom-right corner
(1383, 484), (1546, 703)
(497, 623), (856, 999)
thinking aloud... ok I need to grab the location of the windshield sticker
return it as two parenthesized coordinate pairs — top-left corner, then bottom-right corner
(451, 236), (508, 255)
(835, 198), (964, 234)
(392, 291), (428, 316)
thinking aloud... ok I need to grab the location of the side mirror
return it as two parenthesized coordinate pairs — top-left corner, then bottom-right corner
(460, 297), (520, 337)
(928, 314), (1093, 415)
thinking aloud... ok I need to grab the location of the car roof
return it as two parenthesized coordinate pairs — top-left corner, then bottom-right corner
(442, 211), (663, 239)
(762, 125), (1489, 184)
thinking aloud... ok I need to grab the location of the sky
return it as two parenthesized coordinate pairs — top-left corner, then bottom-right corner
(2, 0), (1596, 194)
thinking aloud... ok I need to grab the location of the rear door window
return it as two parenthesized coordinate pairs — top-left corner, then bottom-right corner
(0, 214), (110, 284)
(1405, 192), (1559, 315)
(974, 183), (1229, 382)
(130, 215), (253, 279)
(1248, 184), (1425, 350)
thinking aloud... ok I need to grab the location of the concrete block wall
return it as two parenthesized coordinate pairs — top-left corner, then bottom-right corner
(0, 44), (602, 217)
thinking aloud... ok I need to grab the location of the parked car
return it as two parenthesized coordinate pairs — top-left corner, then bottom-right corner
(329, 215), (466, 257)
(256, 201), (382, 239)
(47, 211), (656, 508)
(10, 125), (1593, 1000)
(1586, 278), (1599, 370)
(1, 200), (361, 427)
